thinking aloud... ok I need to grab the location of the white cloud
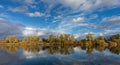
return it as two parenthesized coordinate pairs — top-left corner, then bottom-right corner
(22, 50), (49, 59)
(22, 27), (62, 37)
(73, 17), (85, 23)
(9, 6), (28, 13)
(26, 11), (45, 17)
(22, 27), (47, 36)
(99, 33), (104, 36)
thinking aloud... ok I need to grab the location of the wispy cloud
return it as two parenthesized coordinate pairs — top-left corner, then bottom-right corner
(104, 28), (120, 35)
(59, 0), (120, 11)
(72, 17), (86, 23)
(98, 15), (120, 29)
(26, 11), (45, 17)
(78, 23), (89, 26)
(8, 6), (28, 13)
(102, 16), (120, 22)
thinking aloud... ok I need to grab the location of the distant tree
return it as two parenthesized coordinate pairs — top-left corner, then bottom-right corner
(6, 36), (19, 43)
(42, 38), (48, 43)
(86, 33), (94, 41)
(80, 39), (88, 47)
(109, 34), (120, 41)
(59, 34), (64, 44)
(22, 36), (40, 44)
(86, 33), (94, 47)
(48, 34), (56, 43)
(95, 36), (108, 47)
(109, 34), (120, 44)
(99, 35), (105, 40)
(69, 35), (75, 44)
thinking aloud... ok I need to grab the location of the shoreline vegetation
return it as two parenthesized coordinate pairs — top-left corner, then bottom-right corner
(0, 33), (120, 55)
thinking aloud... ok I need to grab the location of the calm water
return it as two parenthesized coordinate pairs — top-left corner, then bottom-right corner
(0, 45), (120, 65)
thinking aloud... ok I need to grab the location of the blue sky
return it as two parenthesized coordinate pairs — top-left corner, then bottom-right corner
(0, 0), (120, 38)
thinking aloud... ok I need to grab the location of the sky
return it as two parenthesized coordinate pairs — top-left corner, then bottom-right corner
(0, 0), (120, 39)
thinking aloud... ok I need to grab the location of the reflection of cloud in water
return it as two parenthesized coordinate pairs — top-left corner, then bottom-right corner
(74, 47), (86, 52)
(0, 47), (120, 65)
(22, 50), (49, 59)
(103, 49), (120, 57)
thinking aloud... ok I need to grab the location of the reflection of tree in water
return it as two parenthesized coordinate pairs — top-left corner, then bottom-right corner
(42, 45), (74, 55)
(21, 45), (40, 53)
(109, 46), (120, 55)
(0, 43), (120, 55)
(86, 48), (94, 55)
(0, 45), (19, 53)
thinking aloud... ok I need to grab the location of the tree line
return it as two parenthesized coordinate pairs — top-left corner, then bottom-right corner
(0, 33), (120, 48)
(0, 33), (120, 55)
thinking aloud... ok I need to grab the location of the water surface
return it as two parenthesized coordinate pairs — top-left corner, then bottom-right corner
(0, 45), (120, 65)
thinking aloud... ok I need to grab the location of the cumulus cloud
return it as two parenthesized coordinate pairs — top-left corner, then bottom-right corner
(9, 6), (28, 13)
(22, 50), (50, 59)
(26, 11), (45, 17)
(0, 20), (71, 39)
(22, 27), (63, 38)
(0, 20), (64, 39)
(22, 27), (47, 36)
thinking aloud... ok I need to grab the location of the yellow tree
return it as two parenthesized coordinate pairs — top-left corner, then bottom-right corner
(86, 33), (94, 47)
(86, 33), (94, 41)
(22, 36), (40, 44)
(48, 34), (56, 43)
(6, 36), (19, 43)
